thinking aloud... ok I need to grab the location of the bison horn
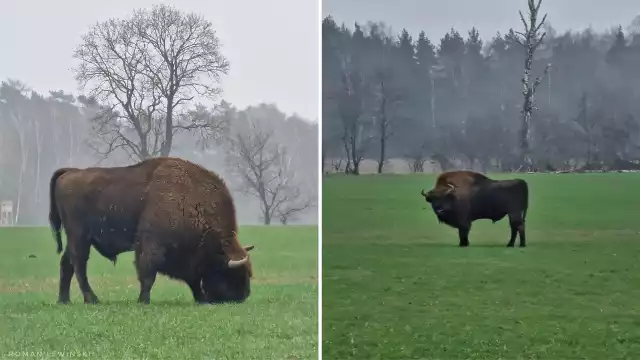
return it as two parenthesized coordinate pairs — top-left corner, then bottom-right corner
(421, 189), (427, 197)
(244, 245), (255, 252)
(228, 257), (248, 268)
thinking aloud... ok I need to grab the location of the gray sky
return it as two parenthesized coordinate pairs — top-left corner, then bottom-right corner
(0, 0), (319, 121)
(323, 0), (640, 42)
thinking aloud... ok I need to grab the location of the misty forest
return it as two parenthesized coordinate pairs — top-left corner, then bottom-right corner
(0, 5), (317, 226)
(322, 2), (640, 175)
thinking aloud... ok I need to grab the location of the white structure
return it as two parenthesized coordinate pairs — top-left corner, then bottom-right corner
(0, 200), (13, 226)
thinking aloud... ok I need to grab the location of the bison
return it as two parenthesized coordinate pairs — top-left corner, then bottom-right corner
(49, 157), (255, 304)
(420, 171), (529, 247)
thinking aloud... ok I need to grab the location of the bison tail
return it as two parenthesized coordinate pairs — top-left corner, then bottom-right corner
(49, 168), (71, 254)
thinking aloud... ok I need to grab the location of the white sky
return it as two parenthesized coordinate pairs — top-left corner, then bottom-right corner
(0, 0), (319, 121)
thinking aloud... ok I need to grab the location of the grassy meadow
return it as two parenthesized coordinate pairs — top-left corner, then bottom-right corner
(323, 172), (640, 359)
(0, 225), (317, 360)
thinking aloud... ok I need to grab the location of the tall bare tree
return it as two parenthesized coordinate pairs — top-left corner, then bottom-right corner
(73, 4), (229, 161)
(225, 122), (314, 225)
(338, 58), (371, 175)
(513, 0), (551, 170)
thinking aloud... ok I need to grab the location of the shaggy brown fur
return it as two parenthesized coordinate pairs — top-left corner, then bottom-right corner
(421, 170), (528, 248)
(49, 157), (254, 304)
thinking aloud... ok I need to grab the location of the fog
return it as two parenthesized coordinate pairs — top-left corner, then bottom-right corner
(0, 2), (318, 226)
(323, 0), (640, 174)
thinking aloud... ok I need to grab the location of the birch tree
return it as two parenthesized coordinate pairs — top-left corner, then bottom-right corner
(513, 0), (551, 170)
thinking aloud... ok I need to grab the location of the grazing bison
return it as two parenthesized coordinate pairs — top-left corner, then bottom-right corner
(49, 157), (255, 304)
(420, 171), (529, 247)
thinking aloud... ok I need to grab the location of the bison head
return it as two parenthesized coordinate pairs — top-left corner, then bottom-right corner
(202, 245), (255, 304)
(421, 183), (456, 215)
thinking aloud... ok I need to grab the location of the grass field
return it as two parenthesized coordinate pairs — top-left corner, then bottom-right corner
(323, 173), (640, 359)
(0, 225), (317, 360)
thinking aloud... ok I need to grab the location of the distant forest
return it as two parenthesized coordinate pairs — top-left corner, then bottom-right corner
(0, 81), (317, 225)
(322, 12), (640, 174)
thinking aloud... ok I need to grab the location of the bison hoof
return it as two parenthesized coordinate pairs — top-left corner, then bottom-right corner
(519, 244), (526, 248)
(506, 243), (515, 248)
(459, 243), (469, 247)
(84, 297), (99, 304)
(58, 298), (70, 305)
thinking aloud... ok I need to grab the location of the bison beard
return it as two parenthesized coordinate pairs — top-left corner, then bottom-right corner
(421, 171), (529, 247)
(48, 157), (255, 304)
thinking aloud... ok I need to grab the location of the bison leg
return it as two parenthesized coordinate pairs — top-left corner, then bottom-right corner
(136, 268), (157, 304)
(507, 224), (517, 247)
(58, 249), (74, 304)
(134, 245), (159, 304)
(187, 279), (207, 304)
(69, 241), (99, 304)
(517, 222), (526, 247)
(457, 226), (471, 247)
(507, 214), (526, 247)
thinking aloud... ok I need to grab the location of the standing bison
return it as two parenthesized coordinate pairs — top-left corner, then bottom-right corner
(420, 171), (529, 247)
(49, 157), (255, 304)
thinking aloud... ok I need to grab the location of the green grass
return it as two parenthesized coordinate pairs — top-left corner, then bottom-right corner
(0, 225), (317, 360)
(323, 173), (640, 359)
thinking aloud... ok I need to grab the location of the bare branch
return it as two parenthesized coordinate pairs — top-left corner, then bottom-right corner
(223, 121), (312, 225)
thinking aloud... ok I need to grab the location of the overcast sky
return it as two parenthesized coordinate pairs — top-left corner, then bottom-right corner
(0, 0), (319, 121)
(323, 0), (640, 42)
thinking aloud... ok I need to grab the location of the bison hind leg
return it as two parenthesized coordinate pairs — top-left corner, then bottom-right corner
(58, 249), (74, 304)
(507, 213), (525, 248)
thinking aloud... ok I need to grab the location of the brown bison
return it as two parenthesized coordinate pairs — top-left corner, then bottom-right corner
(420, 171), (529, 247)
(49, 157), (255, 304)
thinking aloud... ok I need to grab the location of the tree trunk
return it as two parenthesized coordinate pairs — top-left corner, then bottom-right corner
(161, 106), (174, 157)
(349, 130), (360, 175)
(352, 157), (361, 175)
(377, 97), (387, 174)
(516, 0), (549, 171)
(68, 116), (74, 164)
(34, 120), (42, 204)
(519, 58), (534, 169)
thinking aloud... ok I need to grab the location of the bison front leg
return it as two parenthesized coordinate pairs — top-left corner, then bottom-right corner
(457, 225), (471, 247)
(134, 253), (158, 305)
(58, 249), (74, 304)
(136, 269), (157, 304)
(187, 278), (207, 304)
(134, 240), (164, 304)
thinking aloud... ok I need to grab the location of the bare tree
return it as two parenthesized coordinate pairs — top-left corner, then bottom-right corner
(337, 57), (372, 175)
(225, 123), (314, 225)
(73, 4), (229, 161)
(374, 73), (404, 174)
(331, 157), (344, 172)
(513, 0), (551, 170)
(406, 142), (429, 173)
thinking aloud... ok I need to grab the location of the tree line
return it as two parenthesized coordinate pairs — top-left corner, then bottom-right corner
(322, 8), (640, 174)
(0, 4), (316, 225)
(0, 81), (317, 225)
